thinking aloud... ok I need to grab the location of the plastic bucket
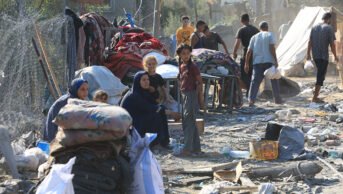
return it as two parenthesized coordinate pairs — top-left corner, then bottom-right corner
(37, 142), (50, 155)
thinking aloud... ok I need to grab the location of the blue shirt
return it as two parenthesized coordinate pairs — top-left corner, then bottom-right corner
(248, 31), (275, 65)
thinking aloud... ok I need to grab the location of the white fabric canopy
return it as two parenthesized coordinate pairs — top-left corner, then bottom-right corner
(75, 66), (128, 105)
(277, 7), (326, 77)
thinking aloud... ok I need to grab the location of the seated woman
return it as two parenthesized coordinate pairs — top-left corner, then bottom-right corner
(121, 71), (180, 149)
(44, 78), (88, 142)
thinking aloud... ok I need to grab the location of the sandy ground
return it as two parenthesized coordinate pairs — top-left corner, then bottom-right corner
(155, 75), (343, 194)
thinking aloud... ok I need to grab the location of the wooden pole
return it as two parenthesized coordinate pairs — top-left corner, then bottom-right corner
(153, 0), (160, 37)
(32, 38), (57, 101)
(33, 22), (62, 97)
(193, 0), (198, 21)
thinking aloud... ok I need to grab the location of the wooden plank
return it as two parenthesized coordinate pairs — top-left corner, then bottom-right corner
(239, 173), (256, 187)
(179, 176), (212, 186)
(218, 186), (258, 192)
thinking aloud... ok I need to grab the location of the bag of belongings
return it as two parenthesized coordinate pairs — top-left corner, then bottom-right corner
(36, 157), (76, 194)
(31, 100), (134, 194)
(128, 128), (164, 194)
(264, 66), (281, 79)
(53, 99), (132, 138)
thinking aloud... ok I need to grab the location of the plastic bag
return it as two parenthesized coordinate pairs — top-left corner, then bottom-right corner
(24, 147), (48, 165)
(15, 154), (39, 171)
(36, 157), (76, 194)
(128, 128), (164, 194)
(304, 60), (315, 72)
(264, 66), (281, 79)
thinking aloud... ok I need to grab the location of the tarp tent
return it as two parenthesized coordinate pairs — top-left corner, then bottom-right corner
(75, 66), (128, 105)
(277, 6), (343, 77)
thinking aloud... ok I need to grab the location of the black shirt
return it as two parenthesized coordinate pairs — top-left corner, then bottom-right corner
(202, 32), (224, 51)
(236, 24), (259, 52)
(148, 73), (166, 99)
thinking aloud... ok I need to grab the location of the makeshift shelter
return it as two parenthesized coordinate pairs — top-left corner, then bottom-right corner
(277, 6), (343, 80)
(74, 66), (128, 105)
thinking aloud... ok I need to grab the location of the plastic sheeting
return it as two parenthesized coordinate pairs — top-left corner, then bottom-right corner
(156, 64), (179, 79)
(75, 66), (128, 105)
(276, 7), (327, 77)
(278, 126), (305, 160)
(143, 52), (167, 65)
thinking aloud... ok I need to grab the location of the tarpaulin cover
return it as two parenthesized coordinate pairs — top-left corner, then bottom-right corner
(276, 7), (327, 77)
(75, 66), (128, 105)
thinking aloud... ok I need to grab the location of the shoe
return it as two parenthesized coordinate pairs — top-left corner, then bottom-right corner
(249, 103), (256, 107)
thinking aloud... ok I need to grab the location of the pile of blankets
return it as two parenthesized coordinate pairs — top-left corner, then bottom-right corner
(105, 32), (169, 81)
(192, 48), (243, 108)
(36, 99), (133, 193)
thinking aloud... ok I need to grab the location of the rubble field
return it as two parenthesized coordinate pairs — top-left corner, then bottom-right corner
(155, 75), (343, 194)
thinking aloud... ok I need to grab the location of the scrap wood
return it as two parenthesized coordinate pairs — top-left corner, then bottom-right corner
(239, 173), (256, 187)
(218, 186), (258, 192)
(163, 160), (251, 175)
(178, 176), (212, 186)
(234, 161), (243, 183)
(316, 156), (343, 180)
(247, 161), (322, 179)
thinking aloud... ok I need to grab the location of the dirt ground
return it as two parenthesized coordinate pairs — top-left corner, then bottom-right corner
(155, 75), (343, 194)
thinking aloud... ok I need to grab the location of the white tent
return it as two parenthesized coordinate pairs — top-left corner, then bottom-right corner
(276, 7), (328, 77)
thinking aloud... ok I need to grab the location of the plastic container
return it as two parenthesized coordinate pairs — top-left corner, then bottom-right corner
(37, 142), (50, 155)
(249, 141), (279, 160)
(228, 151), (250, 159)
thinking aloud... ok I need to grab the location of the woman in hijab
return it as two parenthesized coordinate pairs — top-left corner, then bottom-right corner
(121, 71), (180, 149)
(44, 78), (88, 142)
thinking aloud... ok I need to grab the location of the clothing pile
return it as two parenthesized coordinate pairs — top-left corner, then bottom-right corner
(80, 13), (114, 66)
(192, 48), (243, 108)
(105, 32), (169, 81)
(34, 99), (133, 193)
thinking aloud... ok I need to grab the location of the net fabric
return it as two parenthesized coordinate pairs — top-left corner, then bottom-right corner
(0, 13), (69, 139)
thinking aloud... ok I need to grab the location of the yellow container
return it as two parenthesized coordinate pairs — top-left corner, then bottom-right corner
(249, 141), (278, 160)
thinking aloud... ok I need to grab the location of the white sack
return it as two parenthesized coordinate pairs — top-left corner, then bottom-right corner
(36, 157), (76, 194)
(304, 60), (315, 72)
(24, 147), (48, 165)
(128, 129), (164, 194)
(15, 155), (39, 171)
(264, 66), (281, 79)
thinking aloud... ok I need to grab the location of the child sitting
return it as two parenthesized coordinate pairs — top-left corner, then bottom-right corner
(142, 56), (172, 104)
(93, 90), (109, 104)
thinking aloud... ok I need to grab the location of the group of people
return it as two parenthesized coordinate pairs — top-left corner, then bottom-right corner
(44, 43), (203, 156)
(176, 14), (282, 106)
(44, 12), (338, 157)
(176, 16), (229, 54)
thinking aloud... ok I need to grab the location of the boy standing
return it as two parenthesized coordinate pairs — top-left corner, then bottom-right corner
(176, 16), (194, 46)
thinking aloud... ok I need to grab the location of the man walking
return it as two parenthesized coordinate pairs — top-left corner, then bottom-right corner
(233, 14), (259, 97)
(245, 21), (282, 106)
(307, 12), (339, 103)
(176, 16), (194, 46)
(202, 25), (229, 55)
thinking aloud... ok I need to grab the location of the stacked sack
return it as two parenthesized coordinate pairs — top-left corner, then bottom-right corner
(37, 99), (134, 194)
